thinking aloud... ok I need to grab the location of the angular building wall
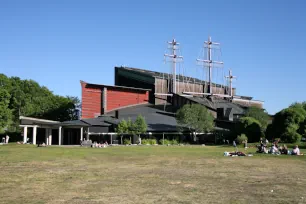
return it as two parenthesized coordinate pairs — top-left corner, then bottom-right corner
(107, 88), (149, 112)
(81, 81), (102, 119)
(81, 81), (149, 119)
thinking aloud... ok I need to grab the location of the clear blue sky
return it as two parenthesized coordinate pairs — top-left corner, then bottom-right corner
(1, 0), (305, 114)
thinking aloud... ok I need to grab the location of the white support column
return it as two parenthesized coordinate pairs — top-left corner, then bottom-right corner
(61, 128), (64, 145)
(33, 126), (37, 145)
(59, 126), (62, 145)
(45, 128), (49, 145)
(80, 127), (83, 141)
(48, 129), (52, 145)
(86, 127), (89, 140)
(23, 126), (28, 144)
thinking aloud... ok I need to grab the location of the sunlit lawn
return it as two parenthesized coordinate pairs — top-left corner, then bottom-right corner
(0, 144), (305, 204)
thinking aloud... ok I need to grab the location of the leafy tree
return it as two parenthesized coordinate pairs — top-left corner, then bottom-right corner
(236, 134), (248, 144)
(116, 119), (128, 144)
(126, 118), (135, 135)
(236, 117), (262, 142)
(268, 105), (306, 143)
(282, 123), (301, 143)
(265, 123), (274, 140)
(133, 115), (147, 142)
(176, 104), (214, 141)
(244, 107), (269, 130)
(115, 115), (147, 144)
(0, 89), (12, 133)
(0, 73), (80, 132)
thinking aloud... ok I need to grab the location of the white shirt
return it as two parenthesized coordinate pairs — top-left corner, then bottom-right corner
(293, 148), (300, 155)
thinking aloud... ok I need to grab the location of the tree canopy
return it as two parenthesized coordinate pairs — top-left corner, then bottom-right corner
(244, 107), (269, 130)
(266, 102), (306, 143)
(0, 74), (80, 133)
(115, 115), (147, 135)
(236, 117), (262, 142)
(176, 104), (214, 133)
(133, 115), (147, 135)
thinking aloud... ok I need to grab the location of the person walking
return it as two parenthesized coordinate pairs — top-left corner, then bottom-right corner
(233, 140), (238, 152)
(5, 135), (9, 144)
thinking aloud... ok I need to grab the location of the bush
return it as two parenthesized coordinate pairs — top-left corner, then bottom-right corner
(159, 139), (170, 145)
(150, 139), (157, 145)
(123, 139), (131, 145)
(159, 139), (179, 145)
(236, 134), (248, 144)
(171, 139), (179, 145)
(142, 139), (157, 145)
(142, 139), (149, 145)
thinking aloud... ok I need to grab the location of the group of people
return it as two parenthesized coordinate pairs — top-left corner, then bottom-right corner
(257, 138), (303, 155)
(91, 141), (108, 148)
(1, 135), (10, 144)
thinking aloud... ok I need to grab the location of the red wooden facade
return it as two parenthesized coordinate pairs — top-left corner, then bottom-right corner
(81, 81), (149, 119)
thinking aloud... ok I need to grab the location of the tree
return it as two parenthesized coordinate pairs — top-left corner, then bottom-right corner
(244, 107), (269, 130)
(236, 117), (262, 142)
(268, 105), (306, 143)
(0, 89), (12, 133)
(116, 119), (129, 144)
(115, 116), (148, 144)
(133, 115), (147, 142)
(176, 104), (214, 141)
(0, 73), (80, 132)
(282, 123), (301, 143)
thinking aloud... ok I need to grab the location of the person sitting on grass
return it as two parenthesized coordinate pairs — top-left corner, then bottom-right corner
(279, 145), (288, 154)
(270, 144), (280, 155)
(291, 145), (303, 155)
(257, 139), (267, 153)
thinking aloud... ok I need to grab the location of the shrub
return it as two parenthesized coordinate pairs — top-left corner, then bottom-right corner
(236, 134), (248, 144)
(123, 139), (131, 145)
(142, 139), (149, 145)
(150, 139), (157, 145)
(142, 139), (157, 145)
(159, 138), (179, 145)
(159, 139), (171, 145)
(171, 139), (179, 145)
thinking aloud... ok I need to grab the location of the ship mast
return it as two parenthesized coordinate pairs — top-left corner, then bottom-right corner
(164, 39), (183, 94)
(197, 36), (223, 95)
(225, 69), (236, 97)
(183, 36), (231, 98)
(155, 38), (183, 96)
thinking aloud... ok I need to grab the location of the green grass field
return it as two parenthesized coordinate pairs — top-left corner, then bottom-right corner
(0, 144), (305, 204)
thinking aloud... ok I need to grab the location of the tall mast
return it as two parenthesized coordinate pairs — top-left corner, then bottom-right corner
(164, 39), (183, 94)
(196, 36), (223, 95)
(225, 69), (236, 97)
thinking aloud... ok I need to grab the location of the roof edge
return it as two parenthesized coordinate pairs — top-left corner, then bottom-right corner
(83, 81), (151, 91)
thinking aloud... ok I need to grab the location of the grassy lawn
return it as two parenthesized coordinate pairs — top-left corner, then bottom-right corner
(0, 144), (305, 204)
